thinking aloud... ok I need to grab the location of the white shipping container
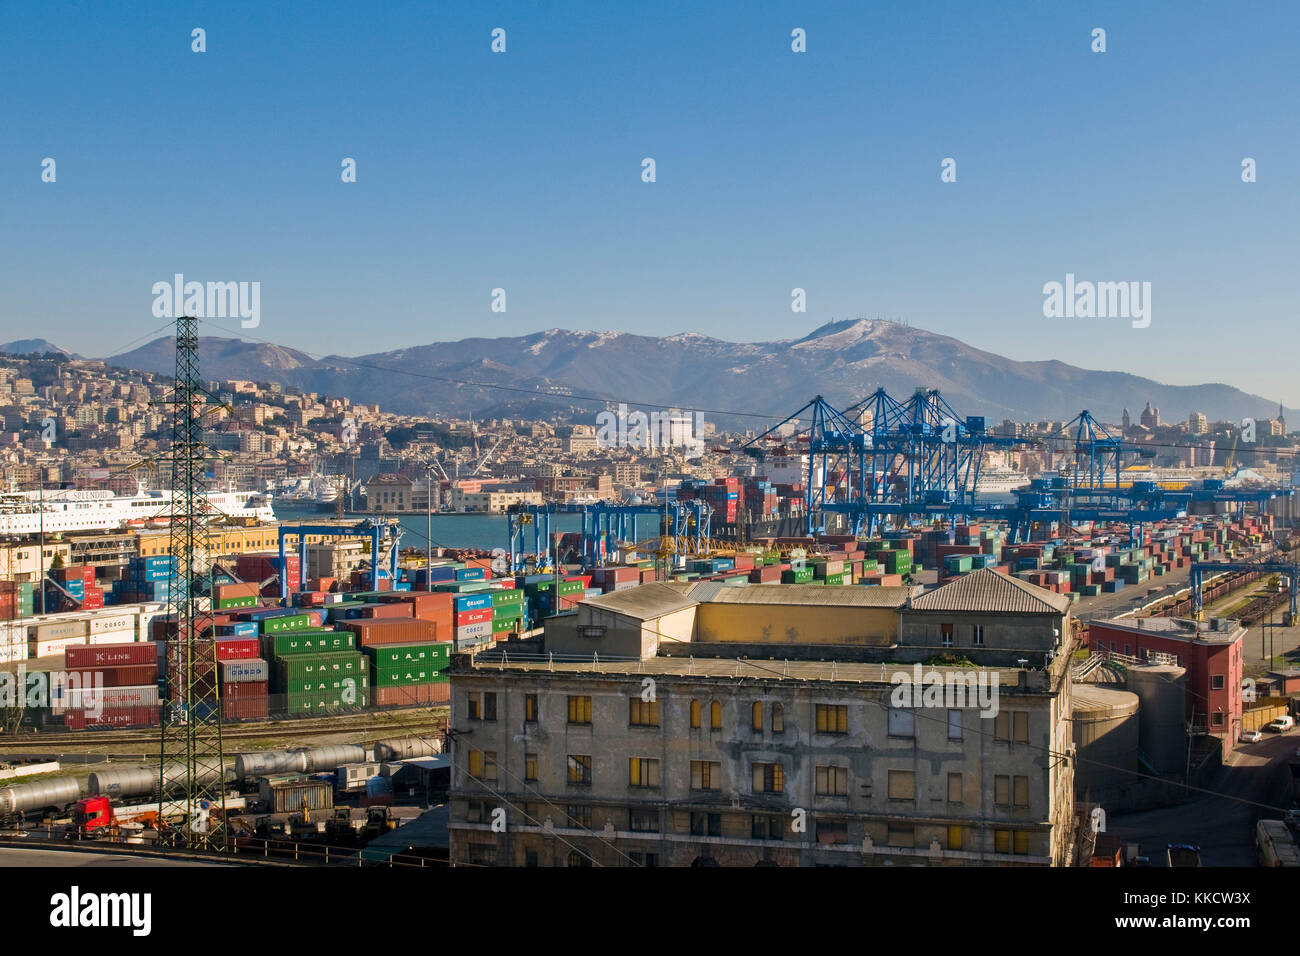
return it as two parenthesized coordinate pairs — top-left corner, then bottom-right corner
(32, 619), (89, 642)
(34, 636), (88, 658)
(137, 609), (162, 642)
(65, 684), (159, 709)
(0, 622), (28, 644)
(0, 643), (28, 664)
(89, 613), (136, 635)
(88, 629), (138, 646)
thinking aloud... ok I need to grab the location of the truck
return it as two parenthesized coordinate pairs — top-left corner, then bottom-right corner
(71, 795), (247, 840)
(1257, 819), (1300, 867)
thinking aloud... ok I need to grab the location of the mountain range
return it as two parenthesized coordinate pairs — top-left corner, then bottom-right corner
(41, 319), (1290, 429)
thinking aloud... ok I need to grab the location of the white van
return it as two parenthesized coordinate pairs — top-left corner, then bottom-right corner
(1265, 715), (1294, 732)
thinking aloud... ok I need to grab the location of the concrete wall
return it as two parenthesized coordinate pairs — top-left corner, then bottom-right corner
(901, 611), (1065, 659)
(695, 604), (899, 646)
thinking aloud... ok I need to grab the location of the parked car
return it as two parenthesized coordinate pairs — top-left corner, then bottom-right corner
(1265, 716), (1295, 733)
(1240, 729), (1263, 744)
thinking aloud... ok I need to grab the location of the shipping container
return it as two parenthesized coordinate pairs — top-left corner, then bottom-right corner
(341, 618), (438, 646)
(270, 630), (357, 656)
(220, 658), (270, 683)
(372, 682), (449, 707)
(262, 779), (333, 814)
(65, 684), (159, 709)
(65, 705), (159, 730)
(215, 637), (262, 661)
(65, 642), (157, 669)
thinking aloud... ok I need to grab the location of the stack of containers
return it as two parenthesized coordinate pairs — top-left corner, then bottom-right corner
(64, 642), (160, 729)
(114, 555), (180, 604)
(213, 581), (260, 610)
(87, 610), (139, 645)
(364, 639), (451, 706)
(261, 611), (366, 714)
(377, 591), (453, 639)
(0, 581), (35, 619)
(30, 616), (89, 658)
(236, 552), (301, 597)
(45, 564), (95, 612)
(217, 634), (269, 720)
(490, 586), (524, 639)
(453, 590), (494, 649)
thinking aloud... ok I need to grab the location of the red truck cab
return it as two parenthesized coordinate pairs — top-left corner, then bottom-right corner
(72, 797), (115, 836)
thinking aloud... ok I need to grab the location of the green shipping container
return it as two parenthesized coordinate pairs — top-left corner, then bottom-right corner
(272, 631), (357, 656)
(216, 596), (258, 610)
(363, 642), (450, 667)
(493, 603), (523, 621)
(823, 572), (844, 586)
(262, 613), (312, 633)
(492, 616), (518, 634)
(490, 587), (523, 602)
(373, 666), (443, 687)
(285, 674), (371, 695)
(287, 690), (370, 714)
(277, 651), (367, 681)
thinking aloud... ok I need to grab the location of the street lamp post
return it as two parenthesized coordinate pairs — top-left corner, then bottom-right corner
(424, 462), (434, 591)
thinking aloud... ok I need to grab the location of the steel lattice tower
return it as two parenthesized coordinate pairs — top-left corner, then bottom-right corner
(158, 315), (227, 850)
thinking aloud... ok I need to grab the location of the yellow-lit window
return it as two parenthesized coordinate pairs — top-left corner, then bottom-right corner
(771, 703), (784, 733)
(628, 757), (660, 788)
(947, 825), (964, 850)
(467, 749), (483, 778)
(567, 695), (592, 725)
(815, 765), (847, 796)
(690, 760), (720, 790)
(752, 762), (784, 793)
(751, 701), (763, 731)
(994, 775), (1010, 806)
(994, 711), (1010, 741)
(567, 754), (592, 785)
(710, 700), (722, 731)
(1013, 776), (1029, 808)
(525, 753), (538, 782)
(887, 770), (915, 801)
(1013, 712), (1030, 744)
(1013, 830), (1030, 855)
(467, 692), (481, 720)
(690, 699), (701, 728)
(947, 772), (963, 804)
(524, 694), (538, 722)
(994, 829), (1011, 854)
(815, 704), (848, 734)
(629, 698), (660, 727)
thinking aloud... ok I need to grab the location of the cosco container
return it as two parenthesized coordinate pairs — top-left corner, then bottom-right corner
(220, 658), (269, 683)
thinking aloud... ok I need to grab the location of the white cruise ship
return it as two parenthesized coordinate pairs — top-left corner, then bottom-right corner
(974, 468), (1030, 495)
(0, 486), (276, 536)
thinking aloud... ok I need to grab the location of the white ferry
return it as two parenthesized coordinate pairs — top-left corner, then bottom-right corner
(974, 468), (1030, 495)
(0, 485), (276, 536)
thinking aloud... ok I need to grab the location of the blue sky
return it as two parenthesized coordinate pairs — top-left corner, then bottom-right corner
(1, 1), (1296, 404)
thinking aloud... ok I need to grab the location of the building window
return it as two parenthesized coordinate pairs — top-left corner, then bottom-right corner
(816, 820), (849, 845)
(567, 850), (593, 867)
(482, 751), (498, 783)
(887, 770), (915, 802)
(815, 765), (848, 796)
(1013, 711), (1029, 744)
(1211, 675), (1225, 690)
(947, 826), (965, 850)
(468, 843), (497, 866)
(771, 702), (784, 733)
(467, 749), (483, 779)
(887, 825), (915, 848)
(483, 692), (497, 722)
(887, 708), (915, 738)
(1014, 831), (1029, 855)
(628, 757), (660, 788)
(567, 696), (592, 725)
(524, 694), (538, 723)
(690, 811), (721, 836)
(525, 753), (538, 783)
(947, 709), (963, 740)
(629, 698), (660, 727)
(941, 622), (954, 647)
(710, 700), (722, 730)
(751, 701), (764, 732)
(467, 692), (481, 720)
(1212, 711), (1225, 726)
(972, 624), (985, 647)
(947, 772), (963, 804)
(466, 800), (484, 823)
(752, 762), (785, 794)
(628, 851), (659, 867)
(690, 760), (721, 791)
(630, 808), (660, 832)
(752, 814), (783, 840)
(566, 805), (592, 828)
(690, 699), (701, 728)
(1014, 776), (1029, 808)
(525, 850), (538, 867)
(567, 754), (592, 786)
(995, 775), (1010, 807)
(815, 704), (848, 734)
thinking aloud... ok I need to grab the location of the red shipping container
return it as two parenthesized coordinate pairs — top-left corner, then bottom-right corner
(65, 642), (157, 669)
(372, 682), (450, 707)
(214, 638), (261, 661)
(65, 705), (159, 730)
(342, 618), (438, 646)
(456, 608), (492, 627)
(222, 680), (268, 700)
(81, 590), (104, 610)
(91, 665), (158, 688)
(214, 581), (260, 601)
(222, 696), (269, 720)
(379, 592), (453, 618)
(359, 602), (413, 619)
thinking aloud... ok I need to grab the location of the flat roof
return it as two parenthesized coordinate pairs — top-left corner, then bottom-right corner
(1091, 615), (1245, 645)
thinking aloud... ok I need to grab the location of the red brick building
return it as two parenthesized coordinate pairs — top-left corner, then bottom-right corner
(1088, 616), (1246, 754)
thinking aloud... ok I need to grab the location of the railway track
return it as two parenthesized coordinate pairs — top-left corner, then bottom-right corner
(0, 706), (448, 751)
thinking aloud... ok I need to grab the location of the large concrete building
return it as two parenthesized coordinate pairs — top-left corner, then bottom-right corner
(448, 571), (1077, 867)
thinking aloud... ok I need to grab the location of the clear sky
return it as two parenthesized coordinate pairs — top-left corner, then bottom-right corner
(2, 1), (1296, 403)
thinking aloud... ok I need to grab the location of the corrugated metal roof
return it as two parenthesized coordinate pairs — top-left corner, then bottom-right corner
(578, 583), (699, 620)
(908, 568), (1071, 615)
(701, 584), (912, 609)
